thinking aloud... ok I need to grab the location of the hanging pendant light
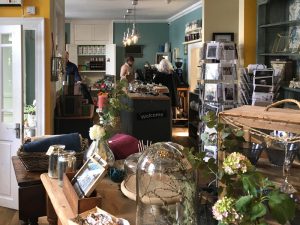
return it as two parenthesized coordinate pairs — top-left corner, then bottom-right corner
(131, 23), (139, 44)
(126, 27), (132, 46)
(122, 0), (140, 46)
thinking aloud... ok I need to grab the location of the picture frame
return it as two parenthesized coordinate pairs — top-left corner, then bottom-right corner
(204, 63), (220, 80)
(0, 0), (22, 6)
(204, 83), (218, 102)
(72, 152), (108, 198)
(206, 42), (220, 60)
(223, 83), (235, 102)
(203, 145), (217, 162)
(212, 32), (234, 42)
(219, 42), (236, 60)
(221, 63), (236, 80)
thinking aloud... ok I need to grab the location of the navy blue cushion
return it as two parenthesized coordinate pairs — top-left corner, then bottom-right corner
(23, 133), (81, 152)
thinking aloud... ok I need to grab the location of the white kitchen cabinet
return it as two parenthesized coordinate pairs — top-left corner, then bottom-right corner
(66, 44), (116, 86)
(74, 24), (93, 41)
(74, 24), (109, 44)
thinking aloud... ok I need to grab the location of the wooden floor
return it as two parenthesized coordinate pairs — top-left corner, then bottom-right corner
(0, 206), (48, 225)
(1, 127), (192, 225)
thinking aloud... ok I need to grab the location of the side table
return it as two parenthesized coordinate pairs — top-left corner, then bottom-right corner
(12, 156), (46, 225)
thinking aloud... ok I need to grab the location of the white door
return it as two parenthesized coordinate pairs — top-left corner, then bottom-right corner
(0, 25), (23, 209)
(105, 44), (116, 76)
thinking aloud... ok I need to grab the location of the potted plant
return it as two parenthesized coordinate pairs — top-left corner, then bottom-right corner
(24, 100), (36, 128)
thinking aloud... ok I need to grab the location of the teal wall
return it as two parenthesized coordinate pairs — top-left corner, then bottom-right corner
(25, 30), (35, 105)
(113, 22), (169, 77)
(169, 8), (202, 79)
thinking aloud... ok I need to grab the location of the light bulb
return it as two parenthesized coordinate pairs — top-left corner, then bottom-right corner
(132, 35), (138, 44)
(127, 37), (132, 45)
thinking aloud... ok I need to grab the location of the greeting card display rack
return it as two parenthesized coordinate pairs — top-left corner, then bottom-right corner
(198, 41), (239, 160)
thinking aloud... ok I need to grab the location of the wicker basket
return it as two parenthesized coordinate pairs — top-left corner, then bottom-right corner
(17, 135), (89, 172)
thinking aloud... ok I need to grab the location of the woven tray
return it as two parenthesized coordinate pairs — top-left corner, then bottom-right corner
(17, 135), (89, 172)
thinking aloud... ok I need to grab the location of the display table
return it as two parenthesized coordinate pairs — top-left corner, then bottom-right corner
(40, 173), (136, 225)
(120, 93), (171, 142)
(12, 156), (46, 225)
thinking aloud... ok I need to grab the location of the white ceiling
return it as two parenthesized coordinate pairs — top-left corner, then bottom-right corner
(65, 0), (199, 21)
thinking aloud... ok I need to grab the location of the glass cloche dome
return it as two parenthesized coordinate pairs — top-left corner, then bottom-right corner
(136, 142), (196, 225)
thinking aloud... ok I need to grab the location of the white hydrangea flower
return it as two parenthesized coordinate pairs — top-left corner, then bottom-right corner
(89, 124), (105, 140)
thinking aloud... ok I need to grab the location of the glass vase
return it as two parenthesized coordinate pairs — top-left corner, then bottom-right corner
(84, 140), (115, 167)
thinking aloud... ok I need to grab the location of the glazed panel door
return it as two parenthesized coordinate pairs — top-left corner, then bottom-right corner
(0, 25), (23, 209)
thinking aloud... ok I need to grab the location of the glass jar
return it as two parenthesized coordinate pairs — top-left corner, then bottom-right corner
(136, 142), (196, 225)
(57, 151), (77, 187)
(48, 145), (65, 178)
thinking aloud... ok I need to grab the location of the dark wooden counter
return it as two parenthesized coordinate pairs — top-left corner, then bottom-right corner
(12, 156), (46, 225)
(121, 93), (171, 142)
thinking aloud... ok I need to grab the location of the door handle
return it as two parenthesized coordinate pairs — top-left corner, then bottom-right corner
(7, 123), (21, 139)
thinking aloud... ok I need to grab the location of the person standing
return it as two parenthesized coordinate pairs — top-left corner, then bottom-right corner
(120, 56), (135, 83)
(64, 51), (93, 104)
(65, 51), (82, 82)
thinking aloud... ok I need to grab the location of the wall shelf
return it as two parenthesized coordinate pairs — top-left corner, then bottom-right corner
(182, 39), (202, 45)
(185, 27), (201, 34)
(259, 19), (300, 28)
(259, 53), (300, 57)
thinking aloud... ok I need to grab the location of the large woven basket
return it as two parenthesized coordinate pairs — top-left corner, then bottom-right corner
(17, 135), (89, 172)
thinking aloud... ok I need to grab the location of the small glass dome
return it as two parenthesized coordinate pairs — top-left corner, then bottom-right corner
(136, 142), (196, 225)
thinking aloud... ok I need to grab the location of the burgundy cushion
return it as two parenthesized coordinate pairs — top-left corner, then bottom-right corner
(108, 133), (139, 159)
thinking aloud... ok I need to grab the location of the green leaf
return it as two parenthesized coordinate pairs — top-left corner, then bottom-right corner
(235, 195), (253, 211)
(207, 121), (216, 128)
(235, 130), (244, 137)
(268, 191), (296, 224)
(241, 174), (258, 197)
(250, 202), (267, 221)
(221, 131), (230, 139)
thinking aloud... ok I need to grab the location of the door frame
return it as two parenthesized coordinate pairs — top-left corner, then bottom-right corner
(0, 18), (45, 136)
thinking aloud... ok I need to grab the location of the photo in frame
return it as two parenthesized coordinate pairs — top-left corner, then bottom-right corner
(206, 42), (220, 60)
(204, 63), (220, 80)
(221, 63), (236, 80)
(212, 32), (234, 42)
(72, 152), (108, 198)
(203, 145), (217, 162)
(272, 33), (289, 53)
(289, 0), (300, 21)
(204, 83), (219, 102)
(223, 83), (235, 102)
(220, 42), (236, 60)
(289, 26), (300, 53)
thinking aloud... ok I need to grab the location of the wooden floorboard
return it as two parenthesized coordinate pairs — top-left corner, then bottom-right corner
(0, 207), (48, 225)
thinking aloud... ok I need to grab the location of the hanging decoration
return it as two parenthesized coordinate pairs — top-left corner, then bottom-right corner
(122, 0), (139, 46)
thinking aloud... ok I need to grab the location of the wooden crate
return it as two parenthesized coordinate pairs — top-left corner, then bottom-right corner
(219, 99), (300, 135)
(63, 173), (102, 215)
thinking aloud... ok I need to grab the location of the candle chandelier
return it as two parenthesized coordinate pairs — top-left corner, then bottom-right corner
(123, 0), (139, 46)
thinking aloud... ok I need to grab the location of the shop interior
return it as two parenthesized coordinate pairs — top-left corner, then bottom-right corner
(0, 0), (300, 225)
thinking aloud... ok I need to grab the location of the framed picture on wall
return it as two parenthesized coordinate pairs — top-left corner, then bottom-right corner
(212, 32), (234, 42)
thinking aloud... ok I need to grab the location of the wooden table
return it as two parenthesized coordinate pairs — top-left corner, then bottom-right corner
(12, 156), (46, 225)
(41, 173), (136, 225)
